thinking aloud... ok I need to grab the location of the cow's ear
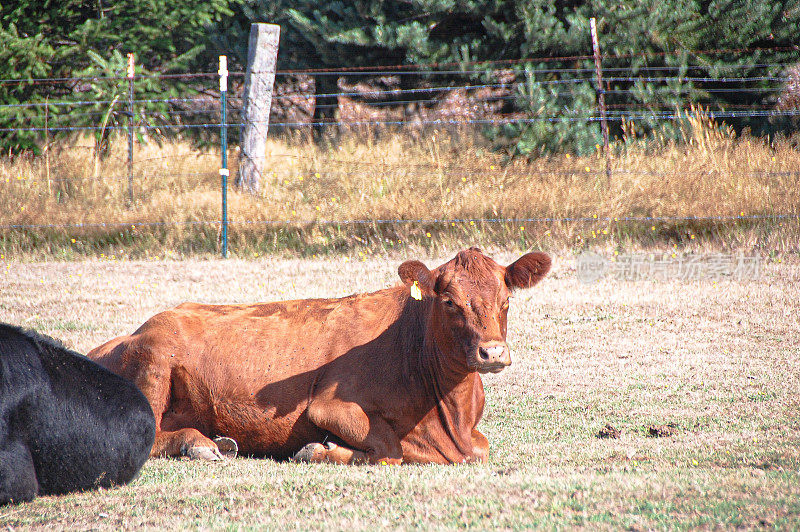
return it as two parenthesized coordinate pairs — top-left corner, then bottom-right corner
(505, 252), (551, 290)
(398, 260), (435, 292)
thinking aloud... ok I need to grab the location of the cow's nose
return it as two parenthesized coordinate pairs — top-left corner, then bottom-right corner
(478, 343), (511, 367)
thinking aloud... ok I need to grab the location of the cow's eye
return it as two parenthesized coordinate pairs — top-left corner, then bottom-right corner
(442, 298), (455, 309)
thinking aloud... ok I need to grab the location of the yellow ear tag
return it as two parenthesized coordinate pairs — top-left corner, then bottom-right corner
(410, 281), (422, 300)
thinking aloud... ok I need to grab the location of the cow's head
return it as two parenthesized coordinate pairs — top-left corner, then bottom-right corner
(398, 247), (551, 374)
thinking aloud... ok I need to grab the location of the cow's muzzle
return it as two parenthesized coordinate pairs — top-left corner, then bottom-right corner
(476, 343), (511, 374)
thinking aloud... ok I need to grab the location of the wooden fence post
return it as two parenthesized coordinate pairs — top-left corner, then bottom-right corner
(589, 18), (612, 184)
(237, 23), (280, 194)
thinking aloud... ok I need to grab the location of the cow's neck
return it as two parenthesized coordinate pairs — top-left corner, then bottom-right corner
(419, 334), (476, 396)
(420, 343), (483, 456)
(397, 294), (483, 458)
(394, 294), (473, 391)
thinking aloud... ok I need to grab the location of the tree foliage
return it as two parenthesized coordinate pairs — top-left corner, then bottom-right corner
(0, 0), (234, 153)
(218, 0), (799, 153)
(3, 0), (799, 155)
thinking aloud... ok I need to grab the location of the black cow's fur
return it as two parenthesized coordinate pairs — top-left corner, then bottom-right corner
(0, 323), (155, 505)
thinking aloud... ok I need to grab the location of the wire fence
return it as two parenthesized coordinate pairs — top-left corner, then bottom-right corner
(3, 213), (799, 232)
(2, 48), (799, 133)
(1, 45), (799, 251)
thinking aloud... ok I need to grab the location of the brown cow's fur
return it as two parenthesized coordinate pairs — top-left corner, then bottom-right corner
(88, 248), (550, 464)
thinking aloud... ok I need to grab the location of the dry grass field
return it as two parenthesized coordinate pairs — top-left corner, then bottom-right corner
(1, 113), (799, 257)
(1, 251), (798, 529)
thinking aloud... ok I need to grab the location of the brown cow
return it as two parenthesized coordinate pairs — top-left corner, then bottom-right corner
(88, 248), (550, 464)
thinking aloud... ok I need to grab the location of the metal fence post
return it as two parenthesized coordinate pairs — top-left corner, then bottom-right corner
(589, 18), (612, 184)
(127, 53), (135, 204)
(219, 55), (229, 258)
(44, 96), (51, 195)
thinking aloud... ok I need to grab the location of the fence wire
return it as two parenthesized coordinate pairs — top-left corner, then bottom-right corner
(5, 110), (799, 134)
(2, 47), (799, 246)
(2, 213), (798, 232)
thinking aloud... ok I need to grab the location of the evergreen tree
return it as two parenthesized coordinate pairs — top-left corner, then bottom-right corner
(0, 23), (56, 153)
(4, 0), (798, 155)
(0, 0), (235, 153)
(692, 0), (800, 134)
(217, 0), (799, 153)
(212, 1), (414, 129)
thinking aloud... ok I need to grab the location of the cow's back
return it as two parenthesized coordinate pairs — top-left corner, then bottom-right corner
(92, 296), (399, 376)
(31, 341), (155, 494)
(0, 324), (155, 503)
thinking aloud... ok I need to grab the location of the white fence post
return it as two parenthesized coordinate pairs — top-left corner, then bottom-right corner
(237, 23), (280, 194)
(589, 17), (612, 184)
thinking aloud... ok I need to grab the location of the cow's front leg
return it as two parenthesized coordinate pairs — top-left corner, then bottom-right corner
(151, 429), (237, 460)
(294, 396), (402, 465)
(470, 429), (489, 462)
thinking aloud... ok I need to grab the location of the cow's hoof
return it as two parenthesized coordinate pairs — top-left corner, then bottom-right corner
(293, 442), (328, 462)
(214, 437), (238, 459)
(185, 445), (225, 461)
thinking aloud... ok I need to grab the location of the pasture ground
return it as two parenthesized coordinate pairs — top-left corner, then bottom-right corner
(1, 252), (799, 529)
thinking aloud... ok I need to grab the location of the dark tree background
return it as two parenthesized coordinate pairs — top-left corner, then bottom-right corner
(2, 0), (798, 155)
(0, 0), (232, 153)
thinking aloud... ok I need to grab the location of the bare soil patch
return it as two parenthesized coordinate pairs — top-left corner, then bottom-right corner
(597, 424), (621, 439)
(648, 423), (678, 438)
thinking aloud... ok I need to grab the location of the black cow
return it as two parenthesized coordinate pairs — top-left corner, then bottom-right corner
(0, 323), (155, 505)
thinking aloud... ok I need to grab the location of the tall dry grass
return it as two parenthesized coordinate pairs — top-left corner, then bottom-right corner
(1, 115), (798, 258)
